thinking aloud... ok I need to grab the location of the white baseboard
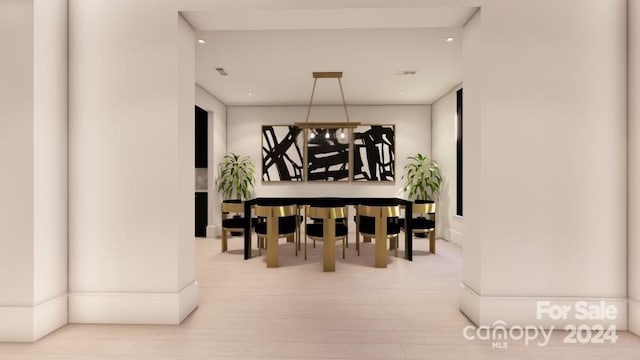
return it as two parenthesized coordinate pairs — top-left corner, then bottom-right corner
(449, 228), (463, 247)
(0, 294), (68, 342)
(69, 281), (198, 325)
(459, 284), (480, 324)
(179, 280), (199, 321)
(207, 224), (220, 238)
(460, 284), (627, 329)
(629, 297), (640, 335)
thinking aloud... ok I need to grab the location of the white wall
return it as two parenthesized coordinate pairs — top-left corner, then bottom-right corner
(629, 0), (640, 336)
(431, 85), (462, 247)
(461, 0), (628, 329)
(195, 85), (227, 237)
(68, 0), (197, 325)
(226, 105), (431, 198)
(0, 0), (68, 342)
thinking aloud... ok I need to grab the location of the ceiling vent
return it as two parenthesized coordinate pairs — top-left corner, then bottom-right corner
(397, 70), (417, 75)
(215, 67), (228, 76)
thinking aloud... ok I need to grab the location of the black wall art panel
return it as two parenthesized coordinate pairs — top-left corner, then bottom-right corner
(262, 125), (304, 182)
(307, 128), (350, 181)
(353, 125), (395, 181)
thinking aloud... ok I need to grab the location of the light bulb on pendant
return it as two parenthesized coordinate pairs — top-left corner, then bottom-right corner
(309, 132), (315, 139)
(325, 131), (330, 139)
(337, 128), (348, 144)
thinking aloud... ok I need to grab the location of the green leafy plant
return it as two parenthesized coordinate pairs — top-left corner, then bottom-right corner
(215, 153), (255, 200)
(402, 153), (443, 201)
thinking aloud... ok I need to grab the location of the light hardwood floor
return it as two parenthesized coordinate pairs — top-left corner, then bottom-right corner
(1, 233), (639, 359)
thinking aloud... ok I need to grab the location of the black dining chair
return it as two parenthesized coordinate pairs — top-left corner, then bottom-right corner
(304, 203), (349, 271)
(254, 204), (301, 267)
(355, 204), (401, 268)
(221, 200), (259, 253)
(400, 201), (436, 254)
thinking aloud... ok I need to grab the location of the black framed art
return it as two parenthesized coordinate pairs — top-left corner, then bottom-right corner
(261, 125), (304, 182)
(352, 125), (395, 182)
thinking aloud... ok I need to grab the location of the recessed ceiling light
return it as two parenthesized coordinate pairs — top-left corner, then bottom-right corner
(247, 92), (253, 96)
(445, 37), (454, 42)
(197, 39), (206, 44)
(400, 91), (405, 95)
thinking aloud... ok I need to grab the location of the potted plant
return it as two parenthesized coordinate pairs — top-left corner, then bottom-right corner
(216, 153), (256, 235)
(402, 153), (442, 201)
(216, 153), (255, 200)
(401, 154), (442, 237)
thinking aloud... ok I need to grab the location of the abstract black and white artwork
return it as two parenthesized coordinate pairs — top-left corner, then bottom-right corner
(262, 125), (304, 182)
(353, 125), (395, 181)
(307, 128), (350, 181)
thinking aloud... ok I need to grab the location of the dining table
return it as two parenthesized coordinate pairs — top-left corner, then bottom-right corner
(242, 197), (414, 267)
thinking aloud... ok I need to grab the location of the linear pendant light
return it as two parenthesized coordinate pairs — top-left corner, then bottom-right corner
(294, 72), (361, 129)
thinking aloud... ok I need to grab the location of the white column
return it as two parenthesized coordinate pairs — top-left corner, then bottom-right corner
(628, 0), (640, 336)
(459, 9), (483, 323)
(68, 0), (198, 324)
(461, 0), (628, 329)
(0, 0), (68, 342)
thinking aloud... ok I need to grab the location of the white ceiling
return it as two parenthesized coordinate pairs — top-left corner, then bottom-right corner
(186, 7), (474, 105)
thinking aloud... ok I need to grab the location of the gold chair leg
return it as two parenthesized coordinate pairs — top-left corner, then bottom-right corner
(395, 236), (398, 257)
(323, 218), (336, 272)
(374, 216), (388, 268)
(257, 236), (262, 255)
(221, 230), (228, 252)
(294, 213), (299, 257)
(266, 216), (279, 268)
(429, 231), (436, 254)
(249, 230), (253, 258)
(355, 216), (360, 256)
